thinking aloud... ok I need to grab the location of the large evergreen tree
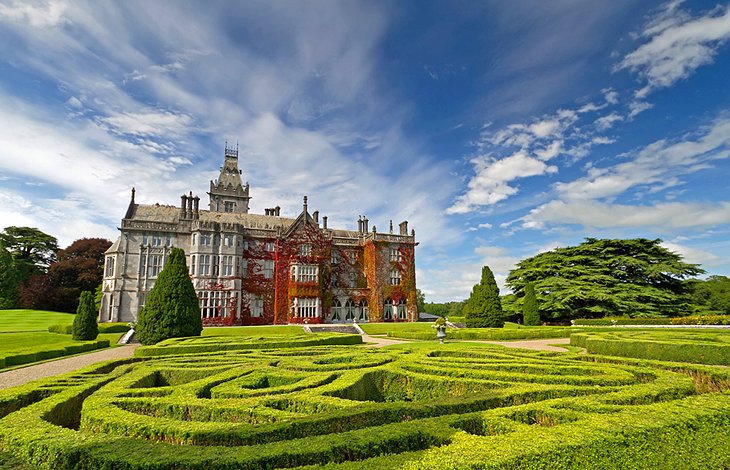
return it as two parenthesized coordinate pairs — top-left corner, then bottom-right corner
(136, 247), (202, 345)
(0, 247), (19, 308)
(464, 265), (504, 328)
(0, 226), (58, 282)
(506, 238), (704, 320)
(72, 291), (98, 340)
(522, 283), (540, 326)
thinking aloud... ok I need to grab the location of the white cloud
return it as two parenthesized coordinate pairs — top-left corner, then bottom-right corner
(447, 152), (557, 214)
(98, 110), (193, 138)
(522, 200), (730, 230)
(660, 241), (720, 265)
(478, 223), (493, 229)
(619, 2), (730, 97)
(594, 112), (623, 130)
(556, 118), (730, 200)
(0, 0), (67, 28)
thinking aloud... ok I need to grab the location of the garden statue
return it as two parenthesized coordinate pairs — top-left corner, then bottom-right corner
(433, 316), (447, 344)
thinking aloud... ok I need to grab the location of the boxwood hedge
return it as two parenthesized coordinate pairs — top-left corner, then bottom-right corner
(0, 333), (728, 469)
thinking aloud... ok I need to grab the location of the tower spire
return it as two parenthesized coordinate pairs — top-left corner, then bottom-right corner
(208, 141), (251, 213)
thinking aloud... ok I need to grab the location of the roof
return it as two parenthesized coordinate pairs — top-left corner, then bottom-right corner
(128, 204), (296, 230)
(105, 236), (122, 254)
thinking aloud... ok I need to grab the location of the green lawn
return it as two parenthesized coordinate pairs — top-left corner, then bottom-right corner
(360, 322), (436, 335)
(0, 309), (75, 332)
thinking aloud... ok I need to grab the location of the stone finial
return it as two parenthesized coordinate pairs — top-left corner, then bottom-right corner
(389, 220), (393, 234)
(303, 195), (308, 213)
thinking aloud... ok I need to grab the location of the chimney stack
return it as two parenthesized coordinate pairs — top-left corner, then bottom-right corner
(275, 206), (280, 216)
(358, 216), (363, 233)
(399, 221), (408, 236)
(323, 216), (328, 229)
(313, 210), (319, 225)
(187, 191), (193, 218)
(180, 195), (188, 219)
(363, 217), (369, 233)
(193, 196), (200, 219)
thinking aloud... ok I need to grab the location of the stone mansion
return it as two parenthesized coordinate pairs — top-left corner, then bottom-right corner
(100, 145), (418, 325)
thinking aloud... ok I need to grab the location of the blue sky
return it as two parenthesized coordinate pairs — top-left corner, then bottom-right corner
(1, 0), (729, 302)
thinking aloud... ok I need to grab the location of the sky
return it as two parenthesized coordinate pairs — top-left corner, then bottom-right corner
(1, 0), (729, 302)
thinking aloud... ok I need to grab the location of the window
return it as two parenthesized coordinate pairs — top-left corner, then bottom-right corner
(199, 254), (211, 275)
(200, 291), (236, 318)
(383, 298), (394, 321)
(191, 255), (196, 275)
(223, 234), (235, 247)
(200, 234), (212, 246)
(240, 258), (248, 277)
(331, 250), (338, 265)
(390, 247), (402, 262)
(212, 255), (219, 276)
(291, 264), (318, 283)
(139, 254), (146, 277)
(263, 260), (274, 279)
(397, 299), (407, 320)
(192, 233), (196, 245)
(390, 269), (401, 286)
(148, 255), (163, 277)
(224, 201), (235, 212)
(331, 298), (342, 322)
(151, 234), (163, 247)
(105, 257), (115, 277)
(250, 293), (264, 317)
(299, 244), (311, 257)
(294, 297), (319, 318)
(345, 299), (356, 321)
(221, 255), (234, 276)
(358, 299), (368, 322)
(242, 240), (249, 250)
(265, 241), (275, 252)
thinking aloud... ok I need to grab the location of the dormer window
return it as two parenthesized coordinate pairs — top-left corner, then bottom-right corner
(224, 201), (235, 212)
(299, 244), (311, 257)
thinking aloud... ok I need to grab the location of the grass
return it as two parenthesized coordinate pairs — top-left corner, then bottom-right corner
(0, 309), (75, 332)
(360, 322), (436, 335)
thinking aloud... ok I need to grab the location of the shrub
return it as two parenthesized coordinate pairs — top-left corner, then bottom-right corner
(136, 247), (202, 345)
(72, 291), (98, 341)
(464, 266), (504, 328)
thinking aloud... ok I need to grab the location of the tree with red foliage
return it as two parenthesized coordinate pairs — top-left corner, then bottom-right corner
(49, 238), (112, 313)
(18, 274), (59, 310)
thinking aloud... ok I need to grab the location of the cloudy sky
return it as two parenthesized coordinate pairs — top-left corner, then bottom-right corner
(1, 0), (729, 302)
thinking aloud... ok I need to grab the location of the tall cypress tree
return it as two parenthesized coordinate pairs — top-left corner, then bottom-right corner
(465, 265), (504, 328)
(73, 291), (99, 340)
(522, 283), (540, 326)
(0, 247), (18, 309)
(136, 247), (202, 345)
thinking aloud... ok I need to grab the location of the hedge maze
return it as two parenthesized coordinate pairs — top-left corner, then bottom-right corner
(1, 333), (729, 469)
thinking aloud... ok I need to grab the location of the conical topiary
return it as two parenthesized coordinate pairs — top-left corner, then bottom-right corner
(465, 265), (504, 328)
(522, 282), (540, 326)
(73, 290), (99, 340)
(136, 247), (202, 345)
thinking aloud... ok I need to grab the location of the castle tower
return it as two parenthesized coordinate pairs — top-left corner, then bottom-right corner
(208, 143), (251, 213)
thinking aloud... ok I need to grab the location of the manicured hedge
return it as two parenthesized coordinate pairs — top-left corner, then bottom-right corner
(573, 317), (672, 326)
(671, 314), (730, 325)
(571, 330), (730, 366)
(0, 339), (110, 369)
(388, 327), (574, 341)
(1, 334), (729, 469)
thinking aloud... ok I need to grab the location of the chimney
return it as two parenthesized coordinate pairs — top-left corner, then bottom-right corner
(372, 225), (376, 233)
(358, 216), (363, 233)
(180, 195), (188, 219)
(187, 191), (193, 217)
(193, 196), (200, 219)
(313, 210), (319, 224)
(399, 221), (408, 236)
(265, 208), (270, 216)
(363, 217), (369, 233)
(275, 206), (280, 216)
(303, 195), (308, 213)
(323, 216), (328, 229)
(389, 220), (393, 234)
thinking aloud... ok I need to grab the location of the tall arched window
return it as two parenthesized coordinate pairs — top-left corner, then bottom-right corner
(383, 298), (393, 321)
(345, 299), (356, 321)
(397, 299), (407, 320)
(331, 298), (342, 322)
(358, 299), (368, 322)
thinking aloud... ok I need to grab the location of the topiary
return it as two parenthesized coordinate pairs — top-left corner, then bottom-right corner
(136, 247), (202, 345)
(522, 282), (540, 326)
(464, 265), (504, 328)
(73, 290), (99, 340)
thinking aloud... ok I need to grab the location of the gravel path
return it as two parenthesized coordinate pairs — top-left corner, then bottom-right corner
(361, 334), (410, 348)
(471, 337), (571, 352)
(0, 345), (139, 390)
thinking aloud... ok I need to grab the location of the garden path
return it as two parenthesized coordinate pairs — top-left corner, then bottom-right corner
(471, 337), (571, 352)
(0, 344), (139, 390)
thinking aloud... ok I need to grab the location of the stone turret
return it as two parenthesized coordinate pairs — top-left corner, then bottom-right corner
(208, 143), (251, 213)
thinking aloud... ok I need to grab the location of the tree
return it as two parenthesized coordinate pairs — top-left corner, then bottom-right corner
(49, 238), (112, 312)
(685, 276), (730, 314)
(464, 266), (504, 328)
(522, 283), (540, 326)
(73, 291), (98, 340)
(0, 226), (58, 281)
(136, 247), (202, 345)
(0, 247), (19, 308)
(506, 238), (704, 320)
(17, 274), (59, 310)
(416, 289), (425, 313)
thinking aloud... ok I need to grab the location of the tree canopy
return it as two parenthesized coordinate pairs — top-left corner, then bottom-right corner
(49, 238), (112, 312)
(136, 247), (202, 345)
(0, 226), (58, 280)
(684, 275), (730, 314)
(464, 265), (504, 328)
(0, 247), (18, 308)
(506, 238), (704, 319)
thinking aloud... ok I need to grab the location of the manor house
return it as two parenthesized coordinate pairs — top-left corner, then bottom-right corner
(100, 145), (418, 325)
